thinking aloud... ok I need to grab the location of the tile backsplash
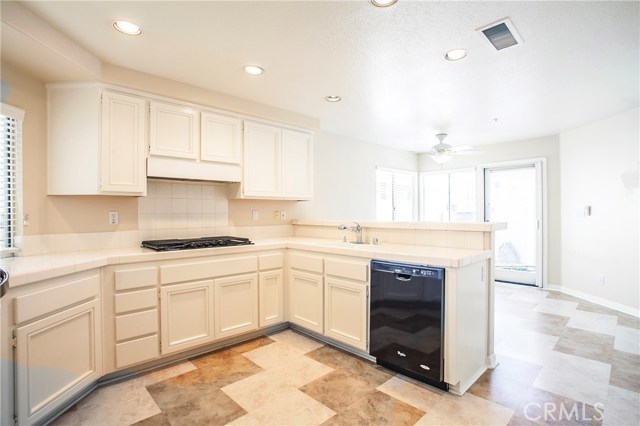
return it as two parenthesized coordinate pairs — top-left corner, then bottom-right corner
(138, 179), (229, 241)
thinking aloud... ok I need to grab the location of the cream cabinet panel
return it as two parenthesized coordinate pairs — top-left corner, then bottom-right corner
(243, 122), (281, 197)
(201, 112), (242, 164)
(324, 277), (368, 351)
(289, 270), (323, 334)
(47, 84), (146, 195)
(214, 274), (258, 339)
(116, 335), (159, 369)
(160, 280), (215, 354)
(101, 91), (147, 193)
(259, 270), (284, 327)
(150, 101), (200, 160)
(15, 300), (102, 426)
(281, 129), (313, 199)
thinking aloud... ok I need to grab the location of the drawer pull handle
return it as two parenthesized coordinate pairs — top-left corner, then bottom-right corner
(420, 364), (430, 370)
(397, 351), (406, 357)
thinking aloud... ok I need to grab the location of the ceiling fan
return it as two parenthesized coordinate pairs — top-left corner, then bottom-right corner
(427, 133), (484, 164)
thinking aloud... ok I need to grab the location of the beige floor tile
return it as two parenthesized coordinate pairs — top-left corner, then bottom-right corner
(49, 406), (81, 426)
(376, 375), (444, 412)
(534, 298), (579, 317)
(603, 385), (640, 426)
(301, 369), (377, 412)
(496, 328), (559, 365)
(415, 392), (514, 426)
(614, 325), (640, 355)
(242, 341), (308, 369)
(222, 355), (332, 411)
(305, 345), (393, 387)
(568, 310), (618, 336)
(76, 380), (161, 426)
(533, 351), (611, 407)
(610, 350), (640, 393)
(323, 390), (424, 426)
(269, 329), (324, 353)
(228, 389), (336, 426)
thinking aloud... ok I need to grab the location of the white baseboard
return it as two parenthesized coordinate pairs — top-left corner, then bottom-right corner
(544, 284), (639, 318)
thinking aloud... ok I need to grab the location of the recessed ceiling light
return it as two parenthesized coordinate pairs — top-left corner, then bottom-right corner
(444, 49), (468, 61)
(242, 65), (264, 76)
(324, 95), (342, 102)
(370, 0), (398, 7)
(112, 20), (142, 36)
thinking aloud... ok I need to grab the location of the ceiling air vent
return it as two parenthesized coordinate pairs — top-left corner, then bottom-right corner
(477, 18), (523, 51)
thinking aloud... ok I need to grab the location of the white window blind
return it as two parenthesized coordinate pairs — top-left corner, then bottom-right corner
(376, 167), (418, 221)
(1, 103), (24, 252)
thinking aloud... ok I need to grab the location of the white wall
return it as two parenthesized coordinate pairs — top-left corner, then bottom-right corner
(418, 135), (561, 285)
(297, 132), (418, 221)
(560, 107), (639, 312)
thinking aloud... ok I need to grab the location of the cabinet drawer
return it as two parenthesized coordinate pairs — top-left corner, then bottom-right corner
(160, 256), (257, 284)
(259, 253), (284, 270)
(116, 309), (158, 341)
(115, 289), (157, 314)
(13, 273), (100, 325)
(116, 335), (159, 368)
(115, 267), (158, 291)
(325, 258), (369, 282)
(289, 252), (323, 274)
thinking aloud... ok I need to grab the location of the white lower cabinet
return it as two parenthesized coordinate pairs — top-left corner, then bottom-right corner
(15, 299), (102, 426)
(259, 270), (284, 327)
(214, 274), (259, 339)
(160, 280), (215, 355)
(324, 277), (368, 351)
(289, 270), (324, 334)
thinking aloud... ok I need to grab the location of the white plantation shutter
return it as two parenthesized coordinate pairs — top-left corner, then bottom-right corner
(376, 167), (417, 221)
(1, 103), (24, 252)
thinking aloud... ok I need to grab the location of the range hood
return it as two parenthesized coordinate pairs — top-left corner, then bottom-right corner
(147, 157), (241, 183)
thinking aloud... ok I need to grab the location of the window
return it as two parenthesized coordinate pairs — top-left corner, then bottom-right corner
(1, 103), (24, 253)
(420, 169), (476, 222)
(376, 167), (418, 221)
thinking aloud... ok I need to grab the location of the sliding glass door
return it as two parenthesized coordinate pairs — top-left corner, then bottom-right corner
(484, 162), (543, 286)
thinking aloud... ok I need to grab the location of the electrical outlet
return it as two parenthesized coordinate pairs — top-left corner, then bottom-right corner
(273, 211), (280, 220)
(596, 274), (605, 286)
(280, 211), (287, 220)
(109, 211), (119, 225)
(252, 210), (259, 221)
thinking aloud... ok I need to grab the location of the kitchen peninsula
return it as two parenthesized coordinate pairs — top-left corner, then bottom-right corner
(0, 221), (504, 426)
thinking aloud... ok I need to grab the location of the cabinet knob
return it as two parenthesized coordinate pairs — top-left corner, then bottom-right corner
(397, 351), (406, 357)
(420, 364), (431, 370)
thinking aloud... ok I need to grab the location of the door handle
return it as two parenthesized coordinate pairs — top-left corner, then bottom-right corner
(420, 364), (430, 371)
(397, 351), (406, 357)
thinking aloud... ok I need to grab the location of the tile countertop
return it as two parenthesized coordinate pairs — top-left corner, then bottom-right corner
(0, 237), (491, 289)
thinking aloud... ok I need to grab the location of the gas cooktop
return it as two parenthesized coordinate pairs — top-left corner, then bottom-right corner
(141, 236), (253, 251)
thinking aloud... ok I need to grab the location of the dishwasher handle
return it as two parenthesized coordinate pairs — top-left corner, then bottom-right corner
(395, 273), (413, 281)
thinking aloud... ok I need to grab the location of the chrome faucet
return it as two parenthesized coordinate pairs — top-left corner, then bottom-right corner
(338, 222), (363, 244)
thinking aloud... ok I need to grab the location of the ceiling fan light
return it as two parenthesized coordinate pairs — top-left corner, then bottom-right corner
(431, 153), (453, 164)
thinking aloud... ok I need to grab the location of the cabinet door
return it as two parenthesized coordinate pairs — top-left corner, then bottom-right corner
(259, 270), (284, 327)
(281, 129), (313, 199)
(214, 274), (258, 339)
(324, 277), (368, 351)
(201, 112), (242, 164)
(15, 300), (102, 426)
(160, 280), (214, 355)
(100, 91), (147, 194)
(243, 122), (281, 197)
(289, 270), (323, 334)
(150, 101), (200, 160)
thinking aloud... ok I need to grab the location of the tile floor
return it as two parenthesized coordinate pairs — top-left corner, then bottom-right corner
(53, 283), (640, 426)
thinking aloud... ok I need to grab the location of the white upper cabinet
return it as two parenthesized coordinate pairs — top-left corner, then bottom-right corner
(149, 101), (200, 160)
(243, 122), (282, 197)
(47, 84), (147, 196)
(201, 112), (242, 164)
(101, 92), (147, 193)
(282, 129), (313, 199)
(239, 121), (313, 200)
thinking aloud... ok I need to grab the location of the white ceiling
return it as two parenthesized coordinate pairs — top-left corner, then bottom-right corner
(5, 1), (640, 152)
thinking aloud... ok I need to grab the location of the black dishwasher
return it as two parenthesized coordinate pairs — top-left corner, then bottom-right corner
(370, 260), (447, 390)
